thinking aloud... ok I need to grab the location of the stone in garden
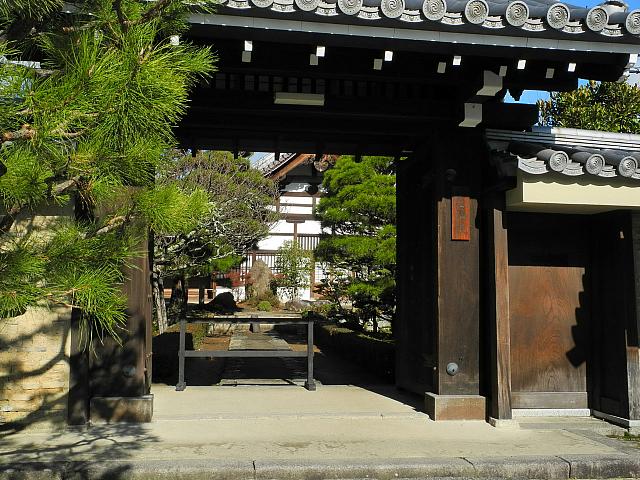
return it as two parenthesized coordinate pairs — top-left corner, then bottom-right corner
(247, 259), (273, 299)
(206, 292), (237, 312)
(284, 298), (311, 312)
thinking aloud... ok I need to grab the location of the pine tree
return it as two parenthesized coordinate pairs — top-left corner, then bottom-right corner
(0, 0), (216, 346)
(314, 155), (396, 332)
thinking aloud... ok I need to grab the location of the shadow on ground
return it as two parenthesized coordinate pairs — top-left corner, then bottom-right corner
(0, 422), (160, 478)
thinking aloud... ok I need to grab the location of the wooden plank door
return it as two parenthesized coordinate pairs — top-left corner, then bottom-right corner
(509, 265), (590, 409)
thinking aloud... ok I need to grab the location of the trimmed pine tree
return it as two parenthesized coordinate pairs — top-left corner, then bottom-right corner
(0, 0), (216, 346)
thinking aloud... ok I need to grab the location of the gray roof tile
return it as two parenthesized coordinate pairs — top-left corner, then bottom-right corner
(219, 0), (640, 39)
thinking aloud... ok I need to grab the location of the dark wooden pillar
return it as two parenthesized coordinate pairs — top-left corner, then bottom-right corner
(88, 240), (153, 423)
(395, 148), (435, 395)
(628, 213), (640, 421)
(426, 128), (484, 419)
(486, 205), (512, 421)
(433, 130), (481, 392)
(591, 211), (640, 429)
(68, 309), (89, 425)
(396, 128), (486, 419)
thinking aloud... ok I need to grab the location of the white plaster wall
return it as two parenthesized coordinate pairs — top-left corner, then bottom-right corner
(269, 220), (294, 234)
(507, 171), (640, 213)
(281, 196), (313, 205)
(281, 205), (311, 215)
(283, 183), (308, 193)
(257, 235), (293, 251)
(297, 220), (322, 234)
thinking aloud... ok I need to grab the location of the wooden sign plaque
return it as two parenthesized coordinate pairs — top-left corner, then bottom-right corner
(451, 196), (471, 241)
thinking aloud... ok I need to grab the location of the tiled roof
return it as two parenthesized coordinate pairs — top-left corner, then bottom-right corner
(218, 0), (640, 39)
(487, 127), (640, 181)
(254, 152), (297, 175)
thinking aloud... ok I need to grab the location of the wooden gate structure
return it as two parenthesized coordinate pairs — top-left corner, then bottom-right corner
(82, 0), (640, 429)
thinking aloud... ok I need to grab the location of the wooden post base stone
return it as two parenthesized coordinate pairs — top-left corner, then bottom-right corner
(90, 395), (154, 424)
(425, 393), (486, 421)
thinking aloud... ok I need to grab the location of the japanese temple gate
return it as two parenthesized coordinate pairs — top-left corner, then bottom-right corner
(83, 0), (640, 428)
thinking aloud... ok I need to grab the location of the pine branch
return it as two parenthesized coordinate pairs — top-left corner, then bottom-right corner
(113, 0), (129, 31)
(51, 130), (85, 139)
(0, 204), (23, 235)
(139, 0), (174, 24)
(93, 215), (128, 236)
(2, 124), (35, 142)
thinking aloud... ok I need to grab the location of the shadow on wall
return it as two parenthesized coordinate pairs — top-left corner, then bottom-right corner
(0, 306), (72, 433)
(1, 307), (160, 479)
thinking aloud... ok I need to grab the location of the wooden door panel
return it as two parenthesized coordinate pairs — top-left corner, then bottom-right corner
(509, 265), (588, 394)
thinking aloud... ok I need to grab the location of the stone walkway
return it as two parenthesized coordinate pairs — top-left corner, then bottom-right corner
(220, 330), (308, 386)
(228, 331), (291, 351)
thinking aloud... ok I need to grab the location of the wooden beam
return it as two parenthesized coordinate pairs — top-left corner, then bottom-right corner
(487, 206), (512, 420)
(90, 242), (150, 398)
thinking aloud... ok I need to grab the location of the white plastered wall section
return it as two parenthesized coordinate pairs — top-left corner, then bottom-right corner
(507, 171), (640, 214)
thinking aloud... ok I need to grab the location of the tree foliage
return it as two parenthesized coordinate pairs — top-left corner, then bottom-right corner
(275, 240), (313, 302)
(151, 150), (278, 332)
(314, 155), (396, 331)
(0, 0), (216, 346)
(538, 81), (640, 133)
(155, 151), (279, 277)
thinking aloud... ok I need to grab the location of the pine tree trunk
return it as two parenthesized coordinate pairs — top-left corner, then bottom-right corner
(171, 275), (188, 318)
(152, 270), (168, 334)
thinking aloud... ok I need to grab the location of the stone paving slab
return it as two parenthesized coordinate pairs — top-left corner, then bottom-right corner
(228, 332), (291, 351)
(462, 456), (570, 479)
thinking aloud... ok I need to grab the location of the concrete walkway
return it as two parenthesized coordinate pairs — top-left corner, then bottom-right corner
(1, 384), (639, 479)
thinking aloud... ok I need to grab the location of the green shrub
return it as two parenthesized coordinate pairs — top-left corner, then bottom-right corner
(275, 241), (313, 300)
(245, 290), (281, 309)
(257, 300), (272, 311)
